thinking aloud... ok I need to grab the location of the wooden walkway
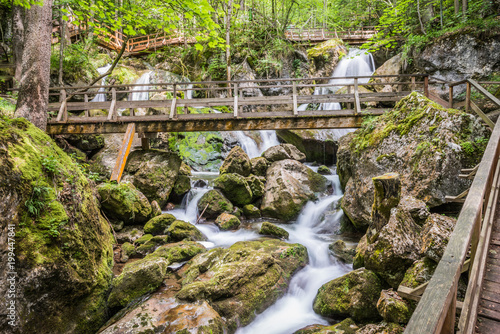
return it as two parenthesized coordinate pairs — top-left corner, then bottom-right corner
(284, 27), (376, 45)
(45, 74), (429, 135)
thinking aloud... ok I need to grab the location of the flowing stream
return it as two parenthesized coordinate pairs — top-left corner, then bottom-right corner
(130, 71), (152, 102)
(168, 167), (351, 333)
(91, 64), (112, 102)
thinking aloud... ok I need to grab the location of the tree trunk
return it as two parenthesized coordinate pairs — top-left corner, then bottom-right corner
(14, 0), (53, 131)
(11, 6), (24, 84)
(225, 0), (233, 95)
(58, 6), (65, 86)
(462, 0), (467, 16)
(454, 0), (459, 14)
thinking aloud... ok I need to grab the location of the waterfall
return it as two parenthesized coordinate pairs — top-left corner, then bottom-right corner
(91, 64), (112, 102)
(130, 71), (152, 101)
(234, 130), (280, 159)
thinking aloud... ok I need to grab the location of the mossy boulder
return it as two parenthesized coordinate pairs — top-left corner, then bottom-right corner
(135, 233), (153, 245)
(220, 146), (252, 176)
(143, 213), (176, 235)
(259, 222), (289, 239)
(120, 242), (136, 262)
(122, 149), (182, 207)
(107, 242), (205, 311)
(0, 117), (114, 333)
(214, 173), (253, 206)
(420, 214), (456, 262)
(353, 234), (368, 269)
(329, 240), (356, 264)
(294, 318), (359, 334)
(313, 268), (383, 322)
(176, 239), (308, 331)
(64, 134), (105, 152)
(356, 322), (404, 334)
(337, 92), (489, 229)
(400, 258), (437, 289)
(262, 143), (306, 162)
(166, 220), (206, 242)
(307, 38), (348, 78)
(115, 226), (144, 244)
(243, 204), (261, 218)
(197, 189), (233, 219)
(317, 165), (332, 175)
(246, 174), (266, 199)
(171, 174), (191, 202)
(150, 200), (162, 217)
(376, 289), (412, 324)
(250, 156), (269, 177)
(98, 181), (152, 224)
(215, 213), (241, 231)
(261, 159), (327, 221)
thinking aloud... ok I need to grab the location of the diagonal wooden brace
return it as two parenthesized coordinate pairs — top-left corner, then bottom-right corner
(110, 123), (136, 182)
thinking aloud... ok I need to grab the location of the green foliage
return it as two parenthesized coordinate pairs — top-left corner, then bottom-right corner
(0, 97), (16, 118)
(50, 42), (98, 83)
(41, 154), (60, 175)
(25, 186), (51, 217)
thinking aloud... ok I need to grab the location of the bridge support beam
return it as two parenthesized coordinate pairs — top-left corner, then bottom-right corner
(110, 123), (136, 183)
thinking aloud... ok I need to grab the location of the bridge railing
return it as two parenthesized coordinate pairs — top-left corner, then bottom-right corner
(45, 74), (429, 124)
(405, 79), (500, 333)
(284, 27), (376, 42)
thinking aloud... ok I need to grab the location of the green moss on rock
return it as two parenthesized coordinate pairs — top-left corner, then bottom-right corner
(197, 189), (233, 219)
(143, 213), (176, 235)
(166, 220), (206, 241)
(215, 213), (241, 231)
(242, 204), (261, 218)
(214, 173), (253, 206)
(259, 222), (289, 239)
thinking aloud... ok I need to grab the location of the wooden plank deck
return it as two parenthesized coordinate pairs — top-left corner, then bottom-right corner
(476, 194), (500, 334)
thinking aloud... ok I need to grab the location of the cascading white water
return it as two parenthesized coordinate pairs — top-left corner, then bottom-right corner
(234, 130), (280, 158)
(91, 64), (112, 102)
(130, 71), (152, 101)
(169, 167), (350, 333)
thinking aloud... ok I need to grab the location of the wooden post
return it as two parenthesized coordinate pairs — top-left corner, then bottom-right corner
(449, 86), (454, 108)
(411, 76), (416, 92)
(441, 287), (457, 334)
(57, 89), (68, 122)
(84, 94), (89, 117)
(141, 138), (150, 150)
(170, 84), (177, 120)
(239, 86), (243, 114)
(293, 81), (298, 116)
(347, 85), (352, 109)
(233, 83), (239, 117)
(424, 76), (429, 97)
(108, 88), (117, 121)
(465, 81), (471, 113)
(354, 78), (361, 114)
(110, 123), (136, 183)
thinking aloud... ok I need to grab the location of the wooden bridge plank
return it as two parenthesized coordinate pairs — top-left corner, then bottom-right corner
(475, 316), (500, 334)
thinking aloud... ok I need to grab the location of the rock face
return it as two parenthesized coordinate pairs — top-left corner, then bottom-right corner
(176, 239), (308, 331)
(197, 190), (234, 219)
(337, 92), (489, 229)
(250, 157), (269, 176)
(261, 159), (327, 221)
(122, 149), (182, 207)
(412, 29), (500, 96)
(97, 182), (152, 224)
(262, 143), (307, 162)
(313, 268), (383, 322)
(220, 146), (252, 176)
(420, 214), (456, 262)
(0, 118), (114, 334)
(308, 39), (348, 78)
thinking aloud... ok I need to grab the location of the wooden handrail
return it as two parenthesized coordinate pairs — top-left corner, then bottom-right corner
(405, 117), (500, 333)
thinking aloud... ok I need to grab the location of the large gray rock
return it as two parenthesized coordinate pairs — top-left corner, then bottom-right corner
(214, 173), (253, 206)
(308, 39), (348, 78)
(122, 149), (182, 207)
(261, 159), (327, 221)
(197, 189), (234, 219)
(420, 214), (456, 262)
(369, 53), (404, 93)
(220, 146), (252, 176)
(337, 92), (489, 230)
(262, 144), (306, 162)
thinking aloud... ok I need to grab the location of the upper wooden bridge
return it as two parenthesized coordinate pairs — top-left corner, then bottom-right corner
(284, 26), (376, 45)
(45, 74), (430, 135)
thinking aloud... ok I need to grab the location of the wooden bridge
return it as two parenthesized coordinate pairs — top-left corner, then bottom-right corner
(45, 74), (430, 135)
(284, 26), (376, 45)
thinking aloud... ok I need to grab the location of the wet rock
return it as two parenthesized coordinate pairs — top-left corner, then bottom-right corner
(215, 213), (241, 231)
(108, 242), (205, 311)
(194, 179), (208, 188)
(111, 220), (124, 232)
(398, 196), (430, 226)
(150, 200), (162, 217)
(369, 53), (404, 93)
(261, 159), (327, 221)
(313, 268), (383, 322)
(377, 289), (412, 324)
(259, 222), (289, 239)
(353, 234), (368, 269)
(143, 213), (176, 235)
(242, 204), (261, 218)
(294, 318), (359, 334)
(0, 118), (114, 333)
(197, 189), (234, 219)
(317, 165), (332, 175)
(420, 214), (456, 262)
(337, 92), (488, 229)
(262, 143), (306, 162)
(356, 322), (404, 334)
(220, 145), (252, 176)
(246, 174), (266, 199)
(122, 149), (182, 207)
(120, 242), (136, 262)
(250, 156), (269, 177)
(97, 181), (152, 224)
(171, 174), (191, 202)
(115, 226), (144, 244)
(176, 239), (308, 330)
(166, 220), (206, 242)
(214, 173), (253, 206)
(329, 240), (356, 263)
(64, 134), (105, 152)
(400, 258), (437, 289)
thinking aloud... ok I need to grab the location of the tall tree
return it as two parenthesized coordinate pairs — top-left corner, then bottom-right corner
(11, 6), (24, 83)
(14, 0), (53, 131)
